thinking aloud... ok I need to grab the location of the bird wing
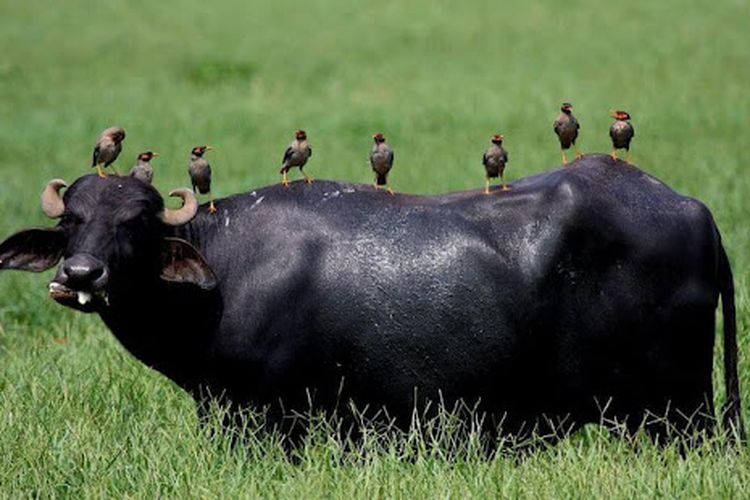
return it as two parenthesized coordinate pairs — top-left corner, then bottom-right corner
(387, 149), (393, 166)
(282, 146), (294, 165)
(553, 120), (561, 135)
(92, 145), (100, 167)
(307, 146), (312, 158)
(190, 160), (212, 193)
(482, 152), (488, 166)
(502, 149), (509, 163)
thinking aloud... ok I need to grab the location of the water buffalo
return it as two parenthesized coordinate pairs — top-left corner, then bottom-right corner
(0, 154), (743, 444)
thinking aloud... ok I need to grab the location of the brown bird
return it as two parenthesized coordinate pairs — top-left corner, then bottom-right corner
(280, 130), (313, 187)
(553, 103), (581, 165)
(129, 151), (159, 184)
(482, 134), (510, 194)
(188, 145), (217, 214)
(609, 110), (635, 162)
(92, 127), (126, 177)
(370, 133), (395, 195)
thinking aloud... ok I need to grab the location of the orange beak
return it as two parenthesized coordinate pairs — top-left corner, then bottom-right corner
(152, 152), (160, 158)
(205, 146), (214, 151)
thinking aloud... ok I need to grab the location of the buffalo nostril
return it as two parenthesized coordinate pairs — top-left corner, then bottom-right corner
(87, 267), (104, 282)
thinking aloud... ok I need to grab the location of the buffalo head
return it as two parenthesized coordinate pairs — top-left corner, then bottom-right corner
(0, 175), (217, 312)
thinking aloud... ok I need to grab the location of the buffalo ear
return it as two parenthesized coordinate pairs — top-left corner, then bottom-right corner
(0, 228), (65, 273)
(159, 237), (218, 290)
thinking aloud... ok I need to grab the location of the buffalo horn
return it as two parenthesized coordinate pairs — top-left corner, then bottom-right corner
(41, 179), (67, 219)
(160, 188), (198, 226)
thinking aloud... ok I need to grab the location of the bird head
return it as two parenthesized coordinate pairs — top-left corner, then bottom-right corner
(103, 127), (126, 143)
(295, 130), (307, 141)
(610, 110), (631, 121)
(561, 103), (573, 114)
(137, 151), (159, 162)
(491, 134), (504, 144)
(191, 146), (213, 157)
(373, 133), (386, 143)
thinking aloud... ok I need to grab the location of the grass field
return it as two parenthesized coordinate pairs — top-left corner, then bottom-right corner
(1, 0), (749, 496)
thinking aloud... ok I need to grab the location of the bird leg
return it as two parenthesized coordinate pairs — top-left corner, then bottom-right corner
(484, 177), (491, 195)
(561, 150), (568, 165)
(611, 150), (619, 161)
(302, 169), (314, 184)
(574, 145), (583, 159)
(385, 186), (395, 196)
(500, 174), (511, 192)
(208, 193), (217, 214)
(281, 171), (290, 188)
(96, 165), (107, 178)
(625, 150), (632, 164)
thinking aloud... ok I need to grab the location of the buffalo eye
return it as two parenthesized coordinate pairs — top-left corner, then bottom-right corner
(60, 213), (83, 228)
(116, 214), (154, 241)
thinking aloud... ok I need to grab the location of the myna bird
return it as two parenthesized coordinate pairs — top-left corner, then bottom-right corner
(553, 103), (581, 164)
(280, 129), (313, 187)
(609, 110), (635, 162)
(129, 151), (159, 184)
(482, 134), (510, 194)
(188, 145), (217, 214)
(370, 133), (394, 195)
(92, 127), (126, 177)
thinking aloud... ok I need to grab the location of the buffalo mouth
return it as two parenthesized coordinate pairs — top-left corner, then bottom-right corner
(48, 281), (108, 313)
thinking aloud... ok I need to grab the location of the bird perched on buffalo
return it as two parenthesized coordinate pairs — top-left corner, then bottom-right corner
(129, 151), (159, 184)
(553, 103), (581, 165)
(609, 110), (635, 162)
(280, 130), (313, 187)
(482, 134), (510, 194)
(370, 133), (395, 195)
(188, 145), (217, 214)
(92, 127), (126, 177)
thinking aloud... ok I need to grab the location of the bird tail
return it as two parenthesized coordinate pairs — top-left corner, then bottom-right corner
(376, 173), (387, 186)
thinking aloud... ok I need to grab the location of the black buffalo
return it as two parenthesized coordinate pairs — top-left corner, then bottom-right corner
(0, 154), (744, 444)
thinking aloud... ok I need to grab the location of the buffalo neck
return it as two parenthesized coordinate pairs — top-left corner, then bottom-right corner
(97, 250), (221, 392)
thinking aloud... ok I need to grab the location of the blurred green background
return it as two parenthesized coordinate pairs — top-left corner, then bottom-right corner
(1, 0), (749, 496)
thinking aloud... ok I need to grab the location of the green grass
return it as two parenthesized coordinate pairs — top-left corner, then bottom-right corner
(1, 0), (750, 496)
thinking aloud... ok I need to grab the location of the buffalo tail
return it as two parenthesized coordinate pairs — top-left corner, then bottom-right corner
(719, 240), (746, 444)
